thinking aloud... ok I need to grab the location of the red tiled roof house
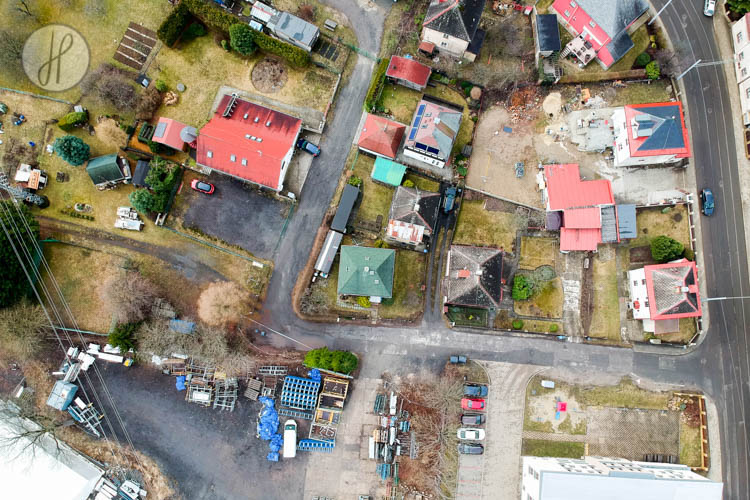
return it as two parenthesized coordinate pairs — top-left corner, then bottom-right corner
(356, 113), (406, 159)
(196, 95), (302, 192)
(386, 56), (432, 91)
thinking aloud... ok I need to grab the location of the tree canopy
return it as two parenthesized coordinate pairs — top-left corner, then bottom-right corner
(650, 235), (685, 263)
(229, 24), (257, 56)
(53, 135), (90, 166)
(303, 347), (358, 374)
(0, 201), (39, 308)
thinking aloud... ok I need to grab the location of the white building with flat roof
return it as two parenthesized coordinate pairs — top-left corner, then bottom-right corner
(521, 456), (722, 500)
(732, 13), (750, 124)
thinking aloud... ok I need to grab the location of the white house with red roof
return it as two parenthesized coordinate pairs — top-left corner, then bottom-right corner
(627, 259), (701, 334)
(611, 102), (690, 167)
(731, 14), (750, 125)
(552, 0), (649, 69)
(385, 56), (432, 91)
(403, 95), (463, 168)
(196, 94), (302, 192)
(542, 164), (619, 252)
(356, 113), (406, 159)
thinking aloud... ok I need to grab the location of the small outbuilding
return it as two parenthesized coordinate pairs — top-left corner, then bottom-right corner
(331, 184), (359, 233)
(152, 117), (190, 152)
(371, 157), (407, 187)
(86, 154), (131, 189)
(131, 160), (151, 188)
(385, 55), (432, 91)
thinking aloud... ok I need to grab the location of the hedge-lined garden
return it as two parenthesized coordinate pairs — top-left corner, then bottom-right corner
(364, 58), (389, 112)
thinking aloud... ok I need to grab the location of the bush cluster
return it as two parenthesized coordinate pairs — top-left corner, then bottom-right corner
(57, 111), (88, 132)
(512, 319), (524, 330)
(109, 322), (139, 351)
(364, 58), (389, 112)
(229, 24), (257, 56)
(645, 61), (661, 80)
(356, 296), (371, 308)
(250, 29), (310, 67)
(650, 235), (684, 263)
(182, 0), (237, 33)
(402, 179), (415, 188)
(59, 209), (94, 221)
(304, 347), (358, 374)
(128, 157), (182, 214)
(635, 52), (651, 68)
(347, 175), (363, 187)
(512, 274), (534, 301)
(157, 2), (191, 47)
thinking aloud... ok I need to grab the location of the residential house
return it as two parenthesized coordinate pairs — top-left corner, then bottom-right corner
(0, 399), (105, 500)
(371, 157), (407, 187)
(611, 102), (690, 167)
(542, 164), (617, 252)
(421, 0), (486, 61)
(196, 94), (302, 192)
(443, 245), (505, 309)
(627, 259), (702, 334)
(552, 0), (650, 69)
(357, 113), (407, 160)
(403, 95), (463, 169)
(731, 13), (750, 124)
(533, 12), (562, 83)
(521, 456), (722, 500)
(337, 246), (395, 301)
(267, 11), (320, 52)
(86, 154), (131, 190)
(151, 117), (193, 152)
(386, 185), (441, 249)
(385, 56), (432, 91)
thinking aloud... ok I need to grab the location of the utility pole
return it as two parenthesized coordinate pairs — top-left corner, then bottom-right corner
(702, 296), (750, 303)
(677, 58), (735, 81)
(0, 172), (48, 207)
(649, 0), (675, 26)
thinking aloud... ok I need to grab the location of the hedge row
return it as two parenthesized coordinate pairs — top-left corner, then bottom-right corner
(250, 29), (310, 67)
(57, 111), (88, 132)
(59, 209), (94, 221)
(157, 2), (191, 47)
(182, 0), (237, 33)
(364, 58), (389, 112)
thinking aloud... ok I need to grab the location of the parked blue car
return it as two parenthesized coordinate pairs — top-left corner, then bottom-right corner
(700, 189), (714, 216)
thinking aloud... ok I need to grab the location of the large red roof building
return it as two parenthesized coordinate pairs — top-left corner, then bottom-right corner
(357, 113), (406, 159)
(196, 95), (302, 191)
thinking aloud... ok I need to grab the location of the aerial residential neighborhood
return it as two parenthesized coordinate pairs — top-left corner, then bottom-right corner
(1, 1), (749, 500)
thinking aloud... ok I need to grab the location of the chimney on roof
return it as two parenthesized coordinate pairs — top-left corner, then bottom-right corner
(254, 116), (260, 123)
(266, 120), (272, 127)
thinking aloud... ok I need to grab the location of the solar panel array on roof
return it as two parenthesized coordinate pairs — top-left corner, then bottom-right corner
(153, 122), (167, 138)
(409, 104), (427, 141)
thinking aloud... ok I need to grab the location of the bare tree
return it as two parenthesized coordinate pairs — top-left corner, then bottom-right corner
(135, 86), (163, 121)
(197, 281), (251, 326)
(0, 400), (75, 462)
(100, 271), (158, 324)
(137, 320), (229, 364)
(0, 301), (48, 363)
(94, 118), (128, 148)
(96, 76), (137, 108)
(654, 49), (683, 79)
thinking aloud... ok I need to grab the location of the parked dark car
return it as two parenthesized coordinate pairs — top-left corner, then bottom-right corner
(700, 188), (714, 216)
(461, 413), (485, 425)
(296, 138), (321, 157)
(458, 442), (484, 455)
(443, 186), (458, 213)
(464, 384), (488, 397)
(190, 179), (215, 195)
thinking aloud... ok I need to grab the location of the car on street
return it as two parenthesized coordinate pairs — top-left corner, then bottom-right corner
(463, 384), (488, 397)
(190, 179), (215, 195)
(461, 398), (485, 411)
(700, 188), (715, 216)
(461, 413), (485, 425)
(704, 0), (715, 16)
(457, 428), (486, 441)
(296, 138), (321, 157)
(458, 443), (484, 455)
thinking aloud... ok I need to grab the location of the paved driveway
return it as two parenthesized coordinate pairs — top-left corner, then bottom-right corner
(182, 173), (291, 260)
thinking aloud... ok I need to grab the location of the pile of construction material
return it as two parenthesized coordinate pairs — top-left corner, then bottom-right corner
(367, 389), (415, 487)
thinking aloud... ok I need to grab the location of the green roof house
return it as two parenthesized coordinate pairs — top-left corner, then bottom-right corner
(86, 154), (131, 189)
(371, 157), (407, 187)
(337, 245), (396, 299)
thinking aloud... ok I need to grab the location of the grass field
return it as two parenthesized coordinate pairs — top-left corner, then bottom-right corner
(519, 237), (558, 270)
(514, 277), (564, 319)
(453, 200), (517, 250)
(403, 172), (441, 192)
(521, 439), (585, 458)
(679, 420), (703, 467)
(379, 250), (426, 320)
(657, 318), (698, 344)
(588, 255), (621, 341)
(630, 205), (691, 248)
(351, 154), (394, 225)
(527, 376), (671, 411)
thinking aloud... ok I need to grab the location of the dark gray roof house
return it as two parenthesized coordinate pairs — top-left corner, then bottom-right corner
(444, 245), (506, 309)
(388, 186), (441, 235)
(535, 14), (561, 54)
(131, 160), (151, 188)
(424, 0), (485, 43)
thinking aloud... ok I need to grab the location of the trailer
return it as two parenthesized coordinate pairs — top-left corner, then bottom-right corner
(114, 218), (143, 231)
(116, 206), (139, 219)
(314, 230), (343, 278)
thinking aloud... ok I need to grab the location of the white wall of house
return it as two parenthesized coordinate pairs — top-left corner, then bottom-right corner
(735, 44), (750, 84)
(611, 107), (682, 167)
(740, 78), (750, 126)
(627, 268), (651, 320)
(276, 134), (299, 191)
(404, 147), (446, 168)
(421, 26), (468, 58)
(732, 14), (750, 55)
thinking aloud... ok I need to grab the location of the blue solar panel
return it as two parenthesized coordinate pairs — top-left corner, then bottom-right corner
(417, 103), (426, 116)
(427, 146), (440, 155)
(408, 127), (418, 141)
(414, 142), (427, 151)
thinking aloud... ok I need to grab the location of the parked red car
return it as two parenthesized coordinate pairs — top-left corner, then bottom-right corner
(190, 179), (215, 195)
(461, 398), (486, 411)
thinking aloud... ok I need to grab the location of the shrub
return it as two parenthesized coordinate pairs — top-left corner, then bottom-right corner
(57, 111), (88, 131)
(148, 140), (164, 154)
(221, 39), (230, 51)
(645, 61), (661, 80)
(651, 235), (684, 263)
(402, 179), (415, 188)
(129, 189), (157, 214)
(512, 319), (524, 330)
(183, 22), (207, 42)
(53, 135), (90, 166)
(250, 29), (310, 67)
(374, 239), (389, 249)
(100, 271), (158, 324)
(157, 2), (191, 46)
(364, 58), (389, 111)
(109, 322), (139, 351)
(182, 0), (237, 33)
(304, 347), (358, 374)
(512, 275), (534, 301)
(356, 296), (371, 308)
(97, 76), (137, 109)
(136, 86), (163, 121)
(635, 52), (651, 68)
(155, 79), (168, 92)
(229, 24), (257, 56)
(683, 247), (695, 261)
(298, 4), (315, 22)
(348, 175), (363, 187)
(549, 323), (559, 333)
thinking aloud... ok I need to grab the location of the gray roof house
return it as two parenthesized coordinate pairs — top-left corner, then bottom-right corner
(444, 245), (506, 309)
(388, 186), (441, 235)
(268, 11), (320, 52)
(421, 0), (486, 61)
(403, 95), (463, 169)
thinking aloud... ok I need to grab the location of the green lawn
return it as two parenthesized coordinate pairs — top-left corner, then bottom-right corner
(521, 439), (585, 458)
(657, 318), (698, 345)
(404, 172), (440, 192)
(446, 306), (489, 327)
(607, 80), (673, 107)
(574, 378), (671, 410)
(629, 205), (691, 248)
(351, 154), (394, 225)
(588, 255), (621, 341)
(453, 200), (517, 251)
(679, 420), (703, 467)
(379, 250), (426, 320)
(379, 83), (421, 125)
(514, 277), (563, 319)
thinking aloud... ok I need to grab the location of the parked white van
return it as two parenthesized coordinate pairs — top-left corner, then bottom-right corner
(283, 419), (297, 458)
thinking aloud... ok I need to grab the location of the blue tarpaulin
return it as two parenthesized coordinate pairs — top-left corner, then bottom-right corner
(176, 376), (186, 391)
(307, 368), (321, 382)
(257, 396), (284, 461)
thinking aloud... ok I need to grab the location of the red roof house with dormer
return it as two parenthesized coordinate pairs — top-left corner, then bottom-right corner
(196, 95), (302, 191)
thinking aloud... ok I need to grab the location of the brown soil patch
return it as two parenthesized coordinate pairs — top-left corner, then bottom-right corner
(251, 58), (289, 94)
(629, 245), (655, 265)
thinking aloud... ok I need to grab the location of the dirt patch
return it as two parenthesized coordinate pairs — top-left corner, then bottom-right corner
(251, 57), (289, 93)
(629, 245), (655, 265)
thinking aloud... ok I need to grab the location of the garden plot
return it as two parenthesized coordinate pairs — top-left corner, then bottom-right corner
(453, 196), (523, 252)
(518, 237), (558, 270)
